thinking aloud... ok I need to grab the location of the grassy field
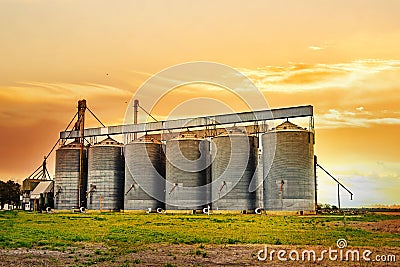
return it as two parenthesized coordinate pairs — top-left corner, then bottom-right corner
(0, 211), (398, 266)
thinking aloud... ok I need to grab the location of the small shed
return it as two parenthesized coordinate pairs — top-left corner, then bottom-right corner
(30, 181), (54, 211)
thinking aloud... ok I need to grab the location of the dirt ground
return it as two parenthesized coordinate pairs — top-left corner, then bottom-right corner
(348, 219), (400, 234)
(1, 219), (399, 267)
(0, 244), (398, 267)
(375, 212), (400, 216)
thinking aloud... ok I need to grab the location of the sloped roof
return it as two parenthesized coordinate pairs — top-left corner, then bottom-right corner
(30, 181), (53, 199)
(95, 137), (122, 146)
(274, 121), (306, 131)
(132, 135), (162, 144)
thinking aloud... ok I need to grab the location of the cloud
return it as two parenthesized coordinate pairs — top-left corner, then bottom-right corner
(0, 82), (131, 127)
(316, 108), (400, 129)
(308, 45), (324, 51)
(23, 81), (130, 99)
(0, 82), (131, 107)
(237, 59), (400, 93)
(235, 59), (400, 130)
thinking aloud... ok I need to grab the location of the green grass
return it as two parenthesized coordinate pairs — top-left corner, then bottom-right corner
(0, 211), (398, 252)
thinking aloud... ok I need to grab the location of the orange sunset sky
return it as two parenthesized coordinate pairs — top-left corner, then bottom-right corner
(1, 0), (399, 207)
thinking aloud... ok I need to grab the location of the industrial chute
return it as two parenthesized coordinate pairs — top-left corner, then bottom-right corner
(316, 162), (354, 212)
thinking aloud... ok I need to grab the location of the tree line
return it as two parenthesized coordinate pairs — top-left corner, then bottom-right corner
(0, 180), (21, 209)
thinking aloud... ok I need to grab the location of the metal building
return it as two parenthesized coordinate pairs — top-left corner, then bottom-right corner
(165, 132), (211, 210)
(211, 129), (258, 210)
(30, 181), (54, 211)
(54, 141), (87, 210)
(87, 137), (124, 211)
(262, 121), (315, 211)
(124, 135), (165, 210)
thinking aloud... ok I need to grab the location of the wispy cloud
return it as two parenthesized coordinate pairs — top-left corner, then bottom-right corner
(0, 82), (131, 126)
(237, 59), (400, 93)
(236, 59), (400, 129)
(316, 108), (400, 129)
(309, 45), (324, 51)
(0, 81), (130, 102)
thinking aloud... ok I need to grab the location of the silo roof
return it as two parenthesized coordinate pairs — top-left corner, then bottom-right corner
(174, 131), (199, 140)
(95, 137), (122, 146)
(274, 121), (306, 131)
(216, 127), (247, 137)
(60, 140), (81, 148)
(132, 135), (162, 144)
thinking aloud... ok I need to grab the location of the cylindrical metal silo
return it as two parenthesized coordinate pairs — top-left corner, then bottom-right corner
(262, 121), (315, 211)
(124, 136), (165, 210)
(54, 141), (87, 210)
(165, 132), (211, 210)
(211, 130), (258, 210)
(87, 137), (124, 211)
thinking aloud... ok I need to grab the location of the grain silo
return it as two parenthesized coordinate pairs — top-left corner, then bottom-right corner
(86, 137), (124, 211)
(262, 121), (315, 212)
(165, 132), (211, 210)
(124, 135), (165, 210)
(54, 141), (87, 210)
(211, 129), (258, 210)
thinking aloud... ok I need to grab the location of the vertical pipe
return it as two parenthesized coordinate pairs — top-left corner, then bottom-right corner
(133, 99), (139, 140)
(42, 157), (47, 180)
(314, 155), (318, 211)
(77, 99), (86, 208)
(337, 183), (341, 212)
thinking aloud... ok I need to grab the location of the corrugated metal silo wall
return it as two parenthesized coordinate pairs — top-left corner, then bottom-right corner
(87, 145), (125, 211)
(211, 135), (257, 210)
(166, 139), (211, 210)
(262, 131), (315, 211)
(124, 142), (165, 210)
(54, 147), (87, 209)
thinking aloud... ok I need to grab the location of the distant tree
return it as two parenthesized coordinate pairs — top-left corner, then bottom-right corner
(322, 204), (332, 210)
(316, 203), (323, 211)
(0, 180), (21, 208)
